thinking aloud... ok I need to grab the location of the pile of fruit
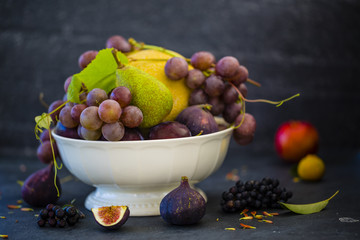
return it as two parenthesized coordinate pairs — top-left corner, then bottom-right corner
(35, 35), (263, 149)
(37, 204), (84, 228)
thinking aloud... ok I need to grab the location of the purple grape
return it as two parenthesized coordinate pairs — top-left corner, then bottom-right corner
(101, 122), (125, 141)
(106, 35), (131, 53)
(164, 57), (189, 80)
(48, 100), (65, 124)
(188, 88), (208, 106)
(223, 102), (242, 124)
(149, 121), (191, 140)
(185, 69), (206, 89)
(80, 106), (103, 130)
(37, 140), (58, 164)
(78, 50), (98, 69)
(215, 56), (240, 78)
(222, 83), (239, 104)
(233, 113), (256, 145)
(54, 121), (81, 139)
(207, 97), (225, 116)
(224, 65), (248, 85)
(110, 86), (132, 108)
(79, 125), (102, 140)
(238, 83), (248, 98)
(64, 76), (72, 93)
(120, 106), (143, 128)
(204, 75), (225, 97)
(70, 104), (87, 124)
(98, 99), (122, 123)
(190, 51), (215, 70)
(86, 88), (108, 106)
(59, 106), (78, 128)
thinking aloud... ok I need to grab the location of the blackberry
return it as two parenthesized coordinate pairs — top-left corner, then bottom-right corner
(220, 177), (293, 213)
(39, 209), (48, 219)
(36, 204), (85, 228)
(65, 206), (77, 217)
(57, 219), (67, 228)
(55, 208), (65, 219)
(37, 218), (46, 227)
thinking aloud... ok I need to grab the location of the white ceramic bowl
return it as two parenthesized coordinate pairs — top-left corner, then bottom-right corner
(52, 123), (233, 216)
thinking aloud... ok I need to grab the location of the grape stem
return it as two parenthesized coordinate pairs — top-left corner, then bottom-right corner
(228, 82), (300, 107)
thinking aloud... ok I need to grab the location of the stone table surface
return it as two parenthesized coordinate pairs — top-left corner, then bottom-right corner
(1, 144), (359, 240)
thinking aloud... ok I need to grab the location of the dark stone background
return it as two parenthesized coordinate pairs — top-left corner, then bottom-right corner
(1, 0), (360, 157)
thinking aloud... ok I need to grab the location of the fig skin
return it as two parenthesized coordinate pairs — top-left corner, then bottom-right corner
(21, 163), (61, 207)
(92, 206), (130, 230)
(160, 176), (206, 225)
(176, 105), (218, 136)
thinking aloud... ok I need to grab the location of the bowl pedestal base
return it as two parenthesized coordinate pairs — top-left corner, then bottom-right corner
(84, 184), (207, 216)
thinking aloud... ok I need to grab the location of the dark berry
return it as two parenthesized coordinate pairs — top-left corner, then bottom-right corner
(286, 191), (293, 199)
(55, 208), (65, 219)
(242, 191), (249, 198)
(235, 180), (243, 187)
(52, 205), (61, 212)
(37, 218), (46, 227)
(65, 207), (77, 217)
(46, 204), (55, 211)
(259, 185), (267, 193)
(39, 209), (48, 219)
(48, 218), (57, 227)
(57, 219), (67, 228)
(235, 193), (242, 200)
(234, 200), (242, 209)
(273, 179), (279, 187)
(48, 211), (55, 218)
(229, 186), (237, 194)
(224, 192), (234, 201)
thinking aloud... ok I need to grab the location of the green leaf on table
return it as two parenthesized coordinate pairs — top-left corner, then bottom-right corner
(279, 190), (339, 214)
(67, 48), (128, 103)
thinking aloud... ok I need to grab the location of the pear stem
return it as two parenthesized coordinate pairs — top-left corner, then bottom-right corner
(128, 38), (185, 59)
(111, 49), (124, 68)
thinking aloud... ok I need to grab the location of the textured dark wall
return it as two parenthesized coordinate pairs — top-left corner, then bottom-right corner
(1, 0), (360, 157)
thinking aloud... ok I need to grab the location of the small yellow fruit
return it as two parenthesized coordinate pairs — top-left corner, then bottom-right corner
(127, 49), (192, 122)
(297, 154), (325, 181)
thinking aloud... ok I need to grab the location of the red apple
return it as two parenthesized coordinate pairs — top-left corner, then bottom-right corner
(275, 121), (319, 163)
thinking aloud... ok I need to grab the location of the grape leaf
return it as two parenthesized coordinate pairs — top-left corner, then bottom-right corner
(67, 48), (128, 103)
(34, 113), (53, 130)
(279, 190), (339, 214)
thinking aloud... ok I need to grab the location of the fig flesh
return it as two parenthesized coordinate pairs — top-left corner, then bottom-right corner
(160, 176), (206, 225)
(21, 163), (61, 207)
(92, 206), (130, 230)
(176, 105), (218, 136)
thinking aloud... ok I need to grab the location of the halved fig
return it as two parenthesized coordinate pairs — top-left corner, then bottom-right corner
(91, 205), (130, 230)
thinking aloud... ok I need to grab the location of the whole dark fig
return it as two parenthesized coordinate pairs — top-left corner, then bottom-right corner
(160, 176), (206, 225)
(21, 163), (61, 207)
(176, 105), (218, 136)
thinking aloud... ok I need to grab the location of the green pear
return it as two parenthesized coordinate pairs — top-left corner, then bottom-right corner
(116, 65), (173, 128)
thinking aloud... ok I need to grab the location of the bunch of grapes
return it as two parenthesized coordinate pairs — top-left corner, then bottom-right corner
(37, 204), (84, 228)
(163, 51), (256, 146)
(220, 178), (293, 213)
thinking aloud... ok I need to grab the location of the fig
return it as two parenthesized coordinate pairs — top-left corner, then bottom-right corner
(149, 121), (191, 140)
(160, 176), (206, 225)
(92, 206), (130, 230)
(21, 164), (61, 207)
(176, 105), (218, 136)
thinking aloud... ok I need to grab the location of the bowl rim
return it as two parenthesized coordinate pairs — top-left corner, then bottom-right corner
(52, 125), (233, 145)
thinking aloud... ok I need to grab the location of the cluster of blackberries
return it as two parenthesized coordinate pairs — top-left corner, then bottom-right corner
(37, 203), (85, 228)
(221, 178), (293, 213)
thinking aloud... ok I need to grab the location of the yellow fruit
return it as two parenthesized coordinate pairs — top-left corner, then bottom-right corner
(297, 154), (325, 181)
(127, 49), (192, 122)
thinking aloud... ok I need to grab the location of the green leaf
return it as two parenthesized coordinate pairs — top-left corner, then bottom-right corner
(35, 113), (53, 130)
(279, 190), (339, 214)
(67, 48), (128, 103)
(117, 51), (129, 65)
